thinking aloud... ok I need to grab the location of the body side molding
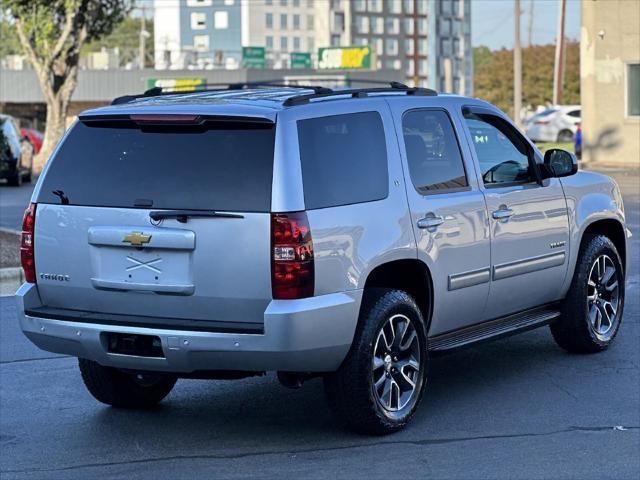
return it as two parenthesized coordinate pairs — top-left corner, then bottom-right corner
(493, 251), (566, 281)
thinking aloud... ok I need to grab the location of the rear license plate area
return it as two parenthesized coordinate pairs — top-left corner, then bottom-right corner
(103, 332), (164, 358)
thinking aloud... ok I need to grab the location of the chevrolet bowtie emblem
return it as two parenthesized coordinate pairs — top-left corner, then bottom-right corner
(122, 231), (152, 246)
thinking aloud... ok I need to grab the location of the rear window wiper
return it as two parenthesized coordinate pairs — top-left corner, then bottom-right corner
(149, 210), (244, 223)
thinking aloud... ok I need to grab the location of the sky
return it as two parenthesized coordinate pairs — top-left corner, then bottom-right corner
(139, 0), (581, 51)
(471, 0), (581, 50)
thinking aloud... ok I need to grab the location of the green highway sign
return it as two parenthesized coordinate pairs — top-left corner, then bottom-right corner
(242, 46), (266, 69)
(291, 52), (312, 69)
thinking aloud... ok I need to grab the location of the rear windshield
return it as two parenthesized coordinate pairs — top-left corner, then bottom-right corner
(37, 119), (275, 212)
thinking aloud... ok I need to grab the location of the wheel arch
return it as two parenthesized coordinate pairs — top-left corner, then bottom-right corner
(361, 259), (434, 331)
(581, 218), (627, 272)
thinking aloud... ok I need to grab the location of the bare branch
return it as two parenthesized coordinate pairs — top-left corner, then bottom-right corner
(13, 19), (41, 72)
(46, 1), (77, 70)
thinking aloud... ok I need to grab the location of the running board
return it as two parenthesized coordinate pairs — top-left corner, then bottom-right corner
(428, 306), (561, 354)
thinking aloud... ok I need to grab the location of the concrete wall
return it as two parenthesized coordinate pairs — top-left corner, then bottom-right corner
(581, 0), (640, 166)
(0, 68), (401, 103)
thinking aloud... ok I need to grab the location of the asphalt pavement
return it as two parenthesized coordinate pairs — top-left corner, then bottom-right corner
(0, 182), (34, 232)
(0, 168), (638, 479)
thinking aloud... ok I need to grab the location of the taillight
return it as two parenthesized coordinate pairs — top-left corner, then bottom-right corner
(21, 203), (36, 283)
(271, 211), (314, 299)
(534, 120), (549, 125)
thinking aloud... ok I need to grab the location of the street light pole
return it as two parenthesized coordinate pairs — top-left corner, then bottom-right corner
(514, 0), (522, 128)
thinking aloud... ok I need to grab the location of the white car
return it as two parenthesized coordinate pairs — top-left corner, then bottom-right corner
(525, 105), (581, 143)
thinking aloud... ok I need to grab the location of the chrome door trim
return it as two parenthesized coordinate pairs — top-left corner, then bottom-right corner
(493, 251), (566, 281)
(448, 267), (491, 291)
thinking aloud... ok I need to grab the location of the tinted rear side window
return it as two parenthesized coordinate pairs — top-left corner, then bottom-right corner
(297, 111), (388, 210)
(402, 109), (468, 193)
(37, 120), (275, 212)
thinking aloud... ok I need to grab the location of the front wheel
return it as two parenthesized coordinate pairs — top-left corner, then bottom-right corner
(551, 235), (625, 353)
(324, 289), (428, 435)
(79, 359), (177, 408)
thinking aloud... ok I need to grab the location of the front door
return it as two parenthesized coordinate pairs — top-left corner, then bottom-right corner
(390, 104), (491, 336)
(462, 108), (570, 320)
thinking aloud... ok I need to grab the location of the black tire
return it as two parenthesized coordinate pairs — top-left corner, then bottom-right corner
(6, 170), (22, 187)
(551, 235), (625, 353)
(22, 169), (32, 184)
(557, 129), (574, 143)
(79, 358), (177, 408)
(324, 289), (428, 435)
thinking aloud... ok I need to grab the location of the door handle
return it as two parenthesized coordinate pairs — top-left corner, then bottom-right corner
(417, 214), (445, 229)
(492, 206), (514, 220)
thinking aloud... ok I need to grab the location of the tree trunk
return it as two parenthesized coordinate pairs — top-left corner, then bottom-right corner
(34, 98), (67, 172)
(33, 66), (78, 173)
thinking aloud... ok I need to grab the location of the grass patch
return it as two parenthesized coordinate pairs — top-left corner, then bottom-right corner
(535, 142), (574, 154)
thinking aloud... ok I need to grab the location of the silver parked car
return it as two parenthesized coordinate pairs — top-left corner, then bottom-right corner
(525, 105), (581, 143)
(17, 84), (628, 434)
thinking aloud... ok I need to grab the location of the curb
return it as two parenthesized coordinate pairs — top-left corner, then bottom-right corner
(0, 267), (23, 297)
(0, 227), (21, 235)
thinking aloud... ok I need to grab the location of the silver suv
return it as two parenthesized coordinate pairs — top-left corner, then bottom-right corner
(17, 83), (629, 434)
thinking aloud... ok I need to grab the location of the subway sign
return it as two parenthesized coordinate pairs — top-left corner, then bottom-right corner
(146, 78), (206, 92)
(318, 46), (374, 70)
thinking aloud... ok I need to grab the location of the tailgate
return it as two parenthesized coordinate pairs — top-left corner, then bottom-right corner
(32, 113), (276, 327)
(34, 205), (271, 325)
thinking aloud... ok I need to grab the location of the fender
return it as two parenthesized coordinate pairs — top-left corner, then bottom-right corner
(558, 170), (627, 296)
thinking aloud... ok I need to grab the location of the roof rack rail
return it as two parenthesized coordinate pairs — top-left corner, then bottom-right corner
(282, 82), (437, 107)
(111, 81), (333, 105)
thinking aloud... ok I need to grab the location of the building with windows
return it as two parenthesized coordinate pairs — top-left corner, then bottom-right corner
(581, 0), (639, 166)
(325, 0), (472, 93)
(153, 0), (472, 95)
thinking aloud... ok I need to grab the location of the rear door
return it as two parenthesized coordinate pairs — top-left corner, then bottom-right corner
(33, 114), (276, 329)
(388, 102), (491, 335)
(461, 107), (570, 320)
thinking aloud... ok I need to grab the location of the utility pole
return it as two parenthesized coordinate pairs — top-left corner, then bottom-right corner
(527, 0), (534, 47)
(139, 4), (146, 70)
(553, 0), (567, 105)
(514, 0), (522, 128)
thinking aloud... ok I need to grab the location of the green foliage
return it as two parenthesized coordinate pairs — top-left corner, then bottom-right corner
(82, 16), (154, 66)
(0, 20), (21, 58)
(5, 0), (131, 67)
(474, 42), (580, 117)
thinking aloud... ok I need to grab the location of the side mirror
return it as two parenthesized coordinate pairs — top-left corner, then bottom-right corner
(543, 148), (578, 178)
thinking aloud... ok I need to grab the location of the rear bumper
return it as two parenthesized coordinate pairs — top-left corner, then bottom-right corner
(16, 283), (361, 373)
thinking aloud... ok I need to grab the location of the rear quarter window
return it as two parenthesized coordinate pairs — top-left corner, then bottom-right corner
(297, 111), (388, 210)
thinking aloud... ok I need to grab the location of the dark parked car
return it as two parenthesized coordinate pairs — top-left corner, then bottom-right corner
(0, 114), (33, 186)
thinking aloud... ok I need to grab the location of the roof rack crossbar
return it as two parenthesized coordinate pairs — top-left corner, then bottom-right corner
(282, 83), (437, 107)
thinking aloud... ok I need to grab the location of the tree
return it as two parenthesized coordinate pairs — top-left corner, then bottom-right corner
(5, 0), (130, 170)
(473, 42), (580, 118)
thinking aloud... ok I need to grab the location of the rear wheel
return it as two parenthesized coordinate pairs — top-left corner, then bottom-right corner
(551, 235), (625, 353)
(79, 358), (177, 408)
(6, 169), (22, 187)
(557, 129), (574, 143)
(324, 289), (428, 435)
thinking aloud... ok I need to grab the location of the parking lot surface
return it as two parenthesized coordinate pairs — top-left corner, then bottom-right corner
(1, 168), (638, 480)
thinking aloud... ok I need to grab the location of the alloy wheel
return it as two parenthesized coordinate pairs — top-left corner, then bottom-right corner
(587, 254), (620, 338)
(372, 314), (421, 412)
